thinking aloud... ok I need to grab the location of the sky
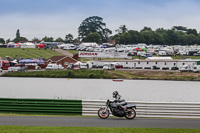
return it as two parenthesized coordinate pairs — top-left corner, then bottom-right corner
(0, 0), (200, 40)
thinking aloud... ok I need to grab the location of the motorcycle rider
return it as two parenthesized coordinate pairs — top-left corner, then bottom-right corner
(112, 91), (126, 110)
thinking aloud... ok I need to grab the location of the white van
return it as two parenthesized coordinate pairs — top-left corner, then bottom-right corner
(46, 64), (64, 70)
(103, 63), (116, 70)
(158, 50), (167, 56)
(137, 51), (146, 57)
(193, 65), (200, 73)
(179, 65), (192, 72)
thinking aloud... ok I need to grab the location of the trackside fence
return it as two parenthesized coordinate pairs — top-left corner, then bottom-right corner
(82, 100), (200, 119)
(1, 98), (200, 118)
(0, 98), (82, 115)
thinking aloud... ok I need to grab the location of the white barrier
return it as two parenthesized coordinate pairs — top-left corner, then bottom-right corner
(82, 100), (200, 119)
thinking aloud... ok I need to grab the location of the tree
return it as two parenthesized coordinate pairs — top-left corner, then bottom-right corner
(78, 16), (112, 42)
(83, 32), (101, 44)
(175, 31), (186, 45)
(42, 36), (54, 42)
(116, 25), (128, 34)
(6, 39), (10, 44)
(187, 29), (198, 36)
(197, 34), (200, 45)
(0, 38), (5, 44)
(128, 30), (140, 44)
(55, 37), (64, 42)
(13, 37), (28, 43)
(13, 29), (28, 43)
(73, 37), (81, 43)
(16, 29), (20, 38)
(140, 30), (155, 44)
(187, 34), (197, 45)
(140, 27), (152, 32)
(101, 28), (112, 42)
(32, 37), (40, 43)
(172, 26), (188, 31)
(65, 34), (73, 43)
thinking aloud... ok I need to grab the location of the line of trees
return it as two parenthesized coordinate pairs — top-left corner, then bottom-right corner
(1, 16), (200, 45)
(114, 26), (200, 45)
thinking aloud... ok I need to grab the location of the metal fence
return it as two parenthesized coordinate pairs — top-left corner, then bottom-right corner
(1, 98), (200, 118)
(0, 98), (82, 115)
(82, 100), (200, 119)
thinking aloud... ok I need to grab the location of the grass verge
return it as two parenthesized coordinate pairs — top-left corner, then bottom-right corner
(1, 69), (200, 81)
(1, 70), (115, 79)
(0, 48), (61, 59)
(0, 126), (200, 133)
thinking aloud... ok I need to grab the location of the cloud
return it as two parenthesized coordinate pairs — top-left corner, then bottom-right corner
(0, 0), (200, 40)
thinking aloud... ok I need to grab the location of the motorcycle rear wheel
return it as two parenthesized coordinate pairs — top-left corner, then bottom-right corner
(98, 108), (109, 119)
(125, 109), (136, 119)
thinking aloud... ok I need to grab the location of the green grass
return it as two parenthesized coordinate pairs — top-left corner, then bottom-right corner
(132, 56), (146, 60)
(2, 69), (199, 81)
(0, 48), (61, 59)
(2, 70), (115, 79)
(172, 56), (200, 60)
(0, 126), (200, 133)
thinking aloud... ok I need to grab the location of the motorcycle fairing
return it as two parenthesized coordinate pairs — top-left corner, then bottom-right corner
(125, 104), (136, 109)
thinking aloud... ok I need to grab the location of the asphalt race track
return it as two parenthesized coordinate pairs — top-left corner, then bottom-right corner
(0, 116), (200, 129)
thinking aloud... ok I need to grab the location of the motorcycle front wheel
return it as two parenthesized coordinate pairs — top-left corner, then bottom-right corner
(98, 108), (109, 119)
(125, 109), (136, 119)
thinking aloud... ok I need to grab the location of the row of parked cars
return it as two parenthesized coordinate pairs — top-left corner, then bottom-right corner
(8, 64), (28, 72)
(7, 63), (64, 72)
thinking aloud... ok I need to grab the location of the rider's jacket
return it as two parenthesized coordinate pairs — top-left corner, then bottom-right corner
(113, 95), (126, 109)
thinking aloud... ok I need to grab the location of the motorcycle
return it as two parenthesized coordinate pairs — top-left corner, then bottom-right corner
(98, 99), (136, 119)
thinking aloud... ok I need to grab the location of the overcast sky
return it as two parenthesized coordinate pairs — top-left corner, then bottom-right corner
(0, 0), (200, 40)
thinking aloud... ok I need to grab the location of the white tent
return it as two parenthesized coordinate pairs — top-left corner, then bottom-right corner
(20, 42), (35, 48)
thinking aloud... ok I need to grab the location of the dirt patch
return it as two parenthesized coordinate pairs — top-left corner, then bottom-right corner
(111, 69), (200, 81)
(55, 49), (73, 57)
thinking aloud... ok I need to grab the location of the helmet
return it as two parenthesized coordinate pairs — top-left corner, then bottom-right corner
(112, 91), (118, 98)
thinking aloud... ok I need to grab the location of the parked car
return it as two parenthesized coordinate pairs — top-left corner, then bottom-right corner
(46, 64), (64, 70)
(0, 68), (2, 72)
(115, 63), (123, 69)
(36, 44), (46, 49)
(8, 64), (28, 72)
(35, 65), (41, 70)
(193, 65), (200, 73)
(179, 65), (193, 72)
(63, 45), (77, 50)
(103, 63), (116, 70)
(67, 63), (74, 70)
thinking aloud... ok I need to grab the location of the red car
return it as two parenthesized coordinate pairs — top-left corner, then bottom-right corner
(36, 44), (46, 48)
(115, 64), (123, 69)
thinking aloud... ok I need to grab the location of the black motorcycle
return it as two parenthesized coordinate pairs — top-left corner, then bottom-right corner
(98, 99), (136, 119)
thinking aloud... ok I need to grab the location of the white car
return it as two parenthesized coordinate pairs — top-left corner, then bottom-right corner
(8, 64), (28, 72)
(103, 63), (116, 70)
(46, 64), (64, 70)
(179, 65), (192, 72)
(0, 68), (2, 72)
